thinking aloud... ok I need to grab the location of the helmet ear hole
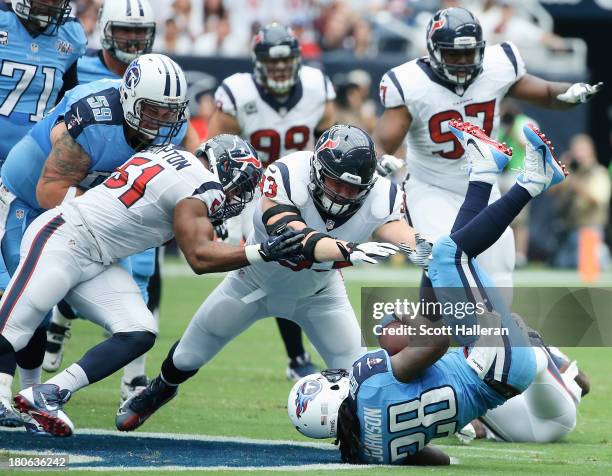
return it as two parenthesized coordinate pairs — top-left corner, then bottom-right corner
(330, 385), (340, 390)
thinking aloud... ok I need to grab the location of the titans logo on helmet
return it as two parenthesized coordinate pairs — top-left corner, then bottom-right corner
(294, 380), (322, 418)
(125, 62), (141, 88)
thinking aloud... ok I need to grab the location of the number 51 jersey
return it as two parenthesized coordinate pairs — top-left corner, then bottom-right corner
(380, 42), (525, 194)
(214, 66), (335, 164)
(350, 349), (505, 464)
(59, 145), (225, 265)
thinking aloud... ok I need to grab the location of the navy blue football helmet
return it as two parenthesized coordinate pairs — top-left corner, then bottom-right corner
(196, 135), (263, 223)
(426, 7), (485, 87)
(310, 125), (377, 217)
(252, 23), (301, 96)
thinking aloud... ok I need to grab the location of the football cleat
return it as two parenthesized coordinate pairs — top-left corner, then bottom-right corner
(120, 375), (149, 404)
(116, 375), (177, 431)
(43, 321), (72, 372)
(286, 352), (318, 382)
(22, 412), (51, 436)
(517, 124), (568, 197)
(448, 119), (512, 184)
(13, 384), (73, 437)
(0, 395), (23, 427)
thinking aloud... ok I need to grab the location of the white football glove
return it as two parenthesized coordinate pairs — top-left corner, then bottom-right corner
(557, 82), (603, 104)
(376, 154), (404, 177)
(345, 242), (399, 265)
(399, 234), (433, 270)
(456, 423), (477, 445)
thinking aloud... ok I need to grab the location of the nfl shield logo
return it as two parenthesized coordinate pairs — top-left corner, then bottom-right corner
(325, 219), (335, 231)
(15, 209), (24, 220)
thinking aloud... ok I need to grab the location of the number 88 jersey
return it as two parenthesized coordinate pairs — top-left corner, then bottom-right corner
(214, 65), (335, 165)
(379, 42), (525, 193)
(351, 349), (505, 464)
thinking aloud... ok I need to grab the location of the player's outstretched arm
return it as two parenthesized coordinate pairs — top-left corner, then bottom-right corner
(36, 122), (91, 209)
(261, 196), (397, 266)
(508, 74), (603, 109)
(174, 198), (304, 274)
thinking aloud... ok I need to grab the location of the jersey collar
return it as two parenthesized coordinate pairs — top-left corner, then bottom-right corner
(416, 58), (470, 96)
(251, 74), (303, 115)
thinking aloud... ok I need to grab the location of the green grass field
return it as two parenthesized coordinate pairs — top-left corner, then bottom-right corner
(4, 264), (612, 475)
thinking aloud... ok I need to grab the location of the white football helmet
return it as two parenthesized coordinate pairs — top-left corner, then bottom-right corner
(12, 0), (71, 35)
(120, 54), (188, 144)
(288, 370), (350, 439)
(99, 0), (156, 64)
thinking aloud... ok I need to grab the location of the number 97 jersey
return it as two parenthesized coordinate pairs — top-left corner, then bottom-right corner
(214, 65), (335, 165)
(379, 42), (525, 193)
(350, 349), (505, 464)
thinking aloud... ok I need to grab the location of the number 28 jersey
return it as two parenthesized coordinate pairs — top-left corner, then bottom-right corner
(351, 349), (505, 464)
(214, 66), (335, 165)
(380, 42), (525, 193)
(59, 145), (224, 265)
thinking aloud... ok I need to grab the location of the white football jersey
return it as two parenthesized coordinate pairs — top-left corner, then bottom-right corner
(59, 145), (225, 264)
(214, 66), (335, 164)
(244, 151), (405, 298)
(380, 41), (526, 193)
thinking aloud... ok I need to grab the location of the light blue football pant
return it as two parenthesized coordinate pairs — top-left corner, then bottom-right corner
(428, 235), (536, 394)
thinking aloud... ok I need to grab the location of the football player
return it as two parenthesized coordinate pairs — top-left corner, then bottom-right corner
(0, 54), (189, 428)
(42, 0), (199, 403)
(375, 7), (602, 289)
(288, 120), (569, 464)
(0, 137), (303, 437)
(115, 124), (437, 433)
(208, 22), (336, 381)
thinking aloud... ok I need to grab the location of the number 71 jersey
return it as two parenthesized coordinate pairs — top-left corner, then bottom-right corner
(380, 42), (525, 193)
(214, 65), (335, 164)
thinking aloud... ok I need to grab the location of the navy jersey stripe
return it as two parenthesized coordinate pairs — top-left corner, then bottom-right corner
(388, 182), (398, 215)
(275, 162), (291, 200)
(500, 42), (518, 77)
(387, 70), (405, 103)
(220, 82), (237, 113)
(0, 215), (65, 332)
(193, 181), (223, 195)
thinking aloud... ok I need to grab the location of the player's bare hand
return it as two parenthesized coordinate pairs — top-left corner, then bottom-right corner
(557, 82), (603, 104)
(258, 229), (305, 262)
(399, 234), (433, 270)
(345, 242), (398, 265)
(376, 154), (404, 177)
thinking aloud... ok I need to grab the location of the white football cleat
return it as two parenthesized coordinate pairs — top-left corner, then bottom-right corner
(14, 384), (74, 437)
(517, 124), (568, 197)
(448, 119), (512, 184)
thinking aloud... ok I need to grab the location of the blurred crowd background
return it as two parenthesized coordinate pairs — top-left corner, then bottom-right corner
(72, 0), (611, 277)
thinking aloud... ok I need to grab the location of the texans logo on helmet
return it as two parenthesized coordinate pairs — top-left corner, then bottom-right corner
(428, 17), (446, 39)
(294, 380), (322, 418)
(316, 138), (340, 154)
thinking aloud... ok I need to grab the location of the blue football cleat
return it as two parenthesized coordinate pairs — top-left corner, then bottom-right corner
(448, 119), (512, 184)
(518, 124), (568, 196)
(13, 384), (73, 437)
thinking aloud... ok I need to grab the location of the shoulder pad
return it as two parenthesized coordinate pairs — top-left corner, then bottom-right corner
(64, 87), (123, 138)
(349, 349), (389, 400)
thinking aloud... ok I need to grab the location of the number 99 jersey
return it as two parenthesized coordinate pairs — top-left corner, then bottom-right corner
(350, 349), (505, 464)
(379, 42), (525, 194)
(214, 65), (335, 165)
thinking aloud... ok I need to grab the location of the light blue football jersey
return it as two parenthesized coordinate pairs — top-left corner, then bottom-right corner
(77, 49), (120, 85)
(0, 9), (86, 159)
(1, 78), (187, 210)
(351, 349), (505, 464)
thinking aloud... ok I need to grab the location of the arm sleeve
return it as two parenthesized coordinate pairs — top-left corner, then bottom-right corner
(324, 75), (336, 101)
(379, 71), (406, 109)
(262, 162), (293, 206)
(190, 180), (226, 217)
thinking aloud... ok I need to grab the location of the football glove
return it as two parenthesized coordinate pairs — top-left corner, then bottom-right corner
(399, 234), (433, 270)
(257, 228), (305, 262)
(557, 82), (603, 104)
(341, 242), (399, 265)
(376, 154), (404, 177)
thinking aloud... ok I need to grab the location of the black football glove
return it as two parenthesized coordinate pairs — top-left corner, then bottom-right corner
(258, 228), (305, 262)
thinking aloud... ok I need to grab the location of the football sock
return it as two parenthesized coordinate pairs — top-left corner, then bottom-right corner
(75, 331), (155, 384)
(16, 326), (46, 370)
(57, 299), (78, 321)
(161, 341), (198, 385)
(451, 184), (531, 258)
(276, 318), (305, 361)
(46, 363), (89, 394)
(451, 181), (493, 233)
(18, 365), (42, 390)
(0, 373), (13, 400)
